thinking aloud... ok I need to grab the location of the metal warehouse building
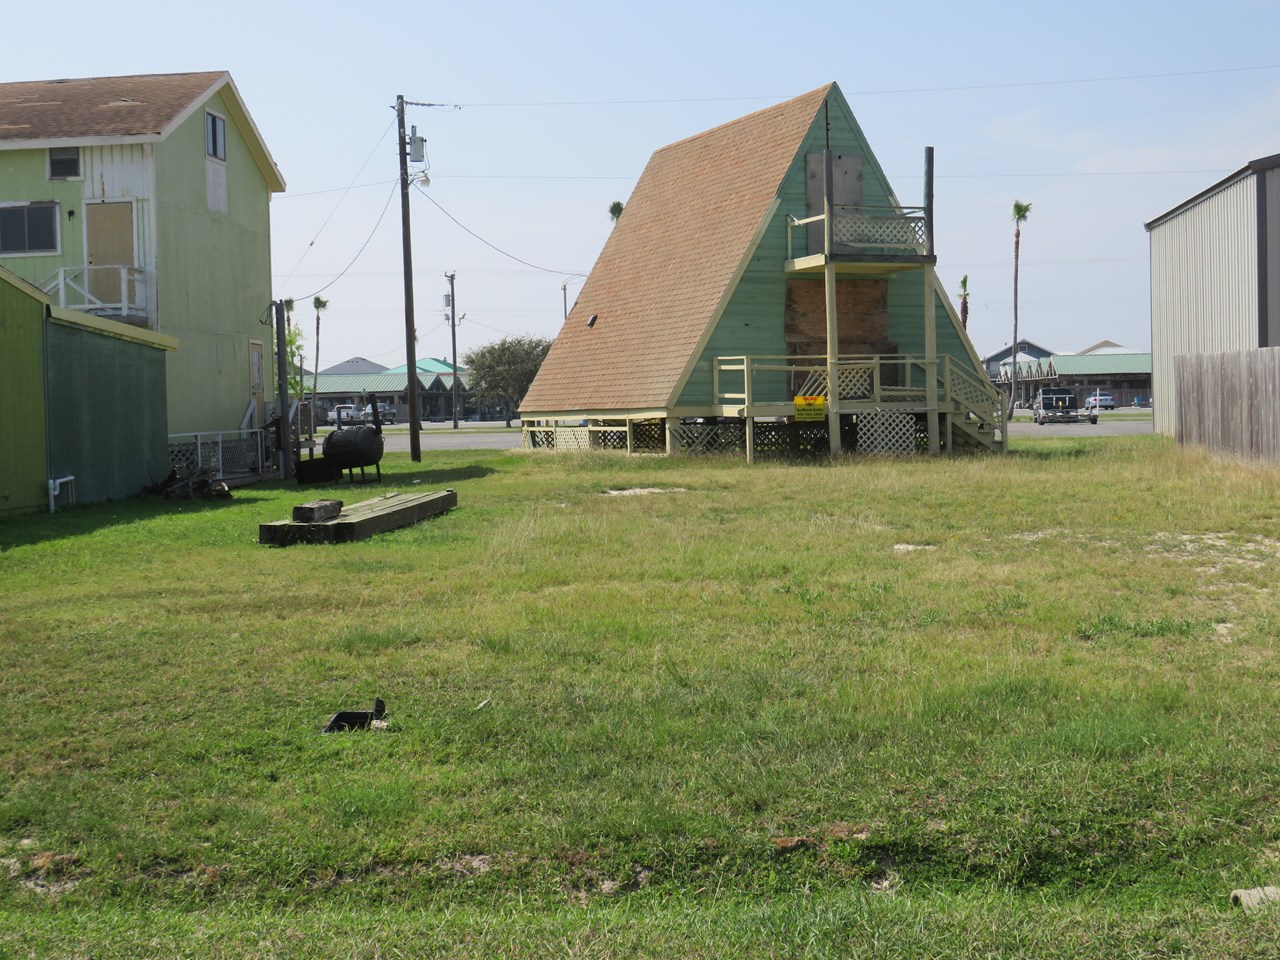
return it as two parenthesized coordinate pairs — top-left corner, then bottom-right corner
(1145, 153), (1280, 438)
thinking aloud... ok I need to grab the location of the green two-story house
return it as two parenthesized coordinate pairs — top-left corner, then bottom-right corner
(0, 71), (285, 437)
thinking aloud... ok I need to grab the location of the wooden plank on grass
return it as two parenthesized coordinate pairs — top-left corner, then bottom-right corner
(260, 490), (456, 546)
(292, 499), (344, 522)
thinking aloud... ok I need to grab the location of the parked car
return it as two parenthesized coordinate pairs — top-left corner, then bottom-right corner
(361, 402), (397, 425)
(327, 404), (358, 426)
(1083, 393), (1116, 411)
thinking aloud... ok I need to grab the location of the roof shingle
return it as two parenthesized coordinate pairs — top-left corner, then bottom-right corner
(0, 72), (227, 142)
(521, 85), (832, 414)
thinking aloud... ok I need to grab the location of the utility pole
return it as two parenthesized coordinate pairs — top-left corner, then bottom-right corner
(396, 94), (423, 461)
(273, 300), (292, 479)
(445, 271), (460, 429)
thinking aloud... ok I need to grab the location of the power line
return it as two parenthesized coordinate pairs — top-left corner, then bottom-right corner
(279, 120), (396, 286)
(412, 182), (585, 277)
(276, 168), (1231, 199)
(275, 179), (398, 199)
(452, 64), (1280, 108)
(291, 179), (399, 301)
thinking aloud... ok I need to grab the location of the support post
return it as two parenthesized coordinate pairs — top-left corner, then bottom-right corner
(397, 95), (422, 461)
(665, 416), (679, 456)
(924, 266), (940, 454)
(447, 271), (459, 429)
(924, 146), (935, 258)
(823, 148), (841, 456)
(273, 300), (291, 479)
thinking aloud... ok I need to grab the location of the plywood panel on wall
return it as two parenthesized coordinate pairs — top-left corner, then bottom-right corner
(784, 278), (893, 356)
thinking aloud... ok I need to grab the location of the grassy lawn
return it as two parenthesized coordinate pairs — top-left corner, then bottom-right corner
(3, 436), (1280, 957)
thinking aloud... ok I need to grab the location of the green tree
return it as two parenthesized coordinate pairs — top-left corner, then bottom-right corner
(310, 296), (328, 431)
(1009, 200), (1032, 417)
(608, 200), (624, 223)
(462, 335), (552, 427)
(281, 298), (306, 401)
(958, 274), (970, 332)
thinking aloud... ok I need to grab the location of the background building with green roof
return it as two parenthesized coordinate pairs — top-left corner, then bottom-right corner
(1002, 350), (1152, 406)
(310, 357), (472, 422)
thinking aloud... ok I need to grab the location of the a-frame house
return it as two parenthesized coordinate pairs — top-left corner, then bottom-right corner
(520, 83), (1004, 458)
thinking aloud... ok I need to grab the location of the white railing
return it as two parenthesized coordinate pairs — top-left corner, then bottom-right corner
(714, 354), (1002, 424)
(41, 266), (150, 322)
(787, 205), (931, 260)
(168, 429), (270, 480)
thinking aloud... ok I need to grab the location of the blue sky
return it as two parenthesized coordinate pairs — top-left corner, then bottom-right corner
(9, 0), (1280, 367)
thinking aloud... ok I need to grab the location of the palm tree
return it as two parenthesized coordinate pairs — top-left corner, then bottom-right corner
(1009, 201), (1032, 417)
(311, 296), (328, 435)
(958, 274), (970, 332)
(608, 200), (624, 223)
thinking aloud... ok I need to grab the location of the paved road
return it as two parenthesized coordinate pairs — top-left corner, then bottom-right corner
(1007, 410), (1153, 439)
(327, 422), (525, 453)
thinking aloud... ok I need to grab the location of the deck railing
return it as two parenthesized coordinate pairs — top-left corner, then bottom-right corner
(713, 353), (1002, 432)
(41, 266), (150, 323)
(786, 204), (930, 260)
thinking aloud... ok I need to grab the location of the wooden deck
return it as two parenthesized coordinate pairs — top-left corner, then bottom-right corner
(259, 489), (457, 546)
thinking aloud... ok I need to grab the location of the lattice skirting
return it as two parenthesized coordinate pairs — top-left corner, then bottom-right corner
(525, 414), (952, 457)
(855, 411), (920, 455)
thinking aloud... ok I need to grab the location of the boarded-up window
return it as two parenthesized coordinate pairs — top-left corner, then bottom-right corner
(805, 153), (862, 254)
(207, 159), (228, 214)
(785, 278), (898, 394)
(785, 278), (894, 356)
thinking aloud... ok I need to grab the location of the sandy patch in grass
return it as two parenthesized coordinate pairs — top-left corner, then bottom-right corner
(602, 487), (688, 496)
(6, 851), (81, 896)
(1148, 532), (1280, 573)
(441, 855), (492, 878)
(893, 543), (936, 553)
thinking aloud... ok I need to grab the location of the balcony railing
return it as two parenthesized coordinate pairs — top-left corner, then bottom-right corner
(712, 353), (1002, 431)
(41, 266), (151, 324)
(786, 204), (931, 260)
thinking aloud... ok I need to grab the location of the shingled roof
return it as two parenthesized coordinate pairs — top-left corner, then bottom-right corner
(521, 84), (833, 415)
(0, 71), (284, 191)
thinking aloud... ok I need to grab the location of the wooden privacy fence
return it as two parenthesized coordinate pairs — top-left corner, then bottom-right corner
(1175, 347), (1280, 462)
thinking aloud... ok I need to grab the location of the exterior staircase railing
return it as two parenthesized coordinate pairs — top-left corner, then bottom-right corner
(40, 266), (150, 323)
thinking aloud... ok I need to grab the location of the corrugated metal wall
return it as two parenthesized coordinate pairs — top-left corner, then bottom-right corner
(1149, 175), (1258, 434)
(0, 277), (49, 515)
(45, 321), (169, 504)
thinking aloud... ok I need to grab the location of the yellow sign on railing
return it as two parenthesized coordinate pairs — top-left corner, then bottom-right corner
(794, 395), (826, 421)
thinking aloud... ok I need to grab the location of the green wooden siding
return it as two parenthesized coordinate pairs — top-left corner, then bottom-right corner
(0, 150), (86, 289)
(676, 223), (791, 407)
(885, 270), (979, 372)
(678, 91), (984, 408)
(154, 89), (274, 434)
(45, 321), (169, 503)
(0, 275), (48, 515)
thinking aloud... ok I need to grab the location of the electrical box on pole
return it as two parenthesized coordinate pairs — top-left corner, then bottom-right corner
(409, 125), (425, 164)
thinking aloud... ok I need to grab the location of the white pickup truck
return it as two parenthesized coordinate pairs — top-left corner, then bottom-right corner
(326, 404), (359, 427)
